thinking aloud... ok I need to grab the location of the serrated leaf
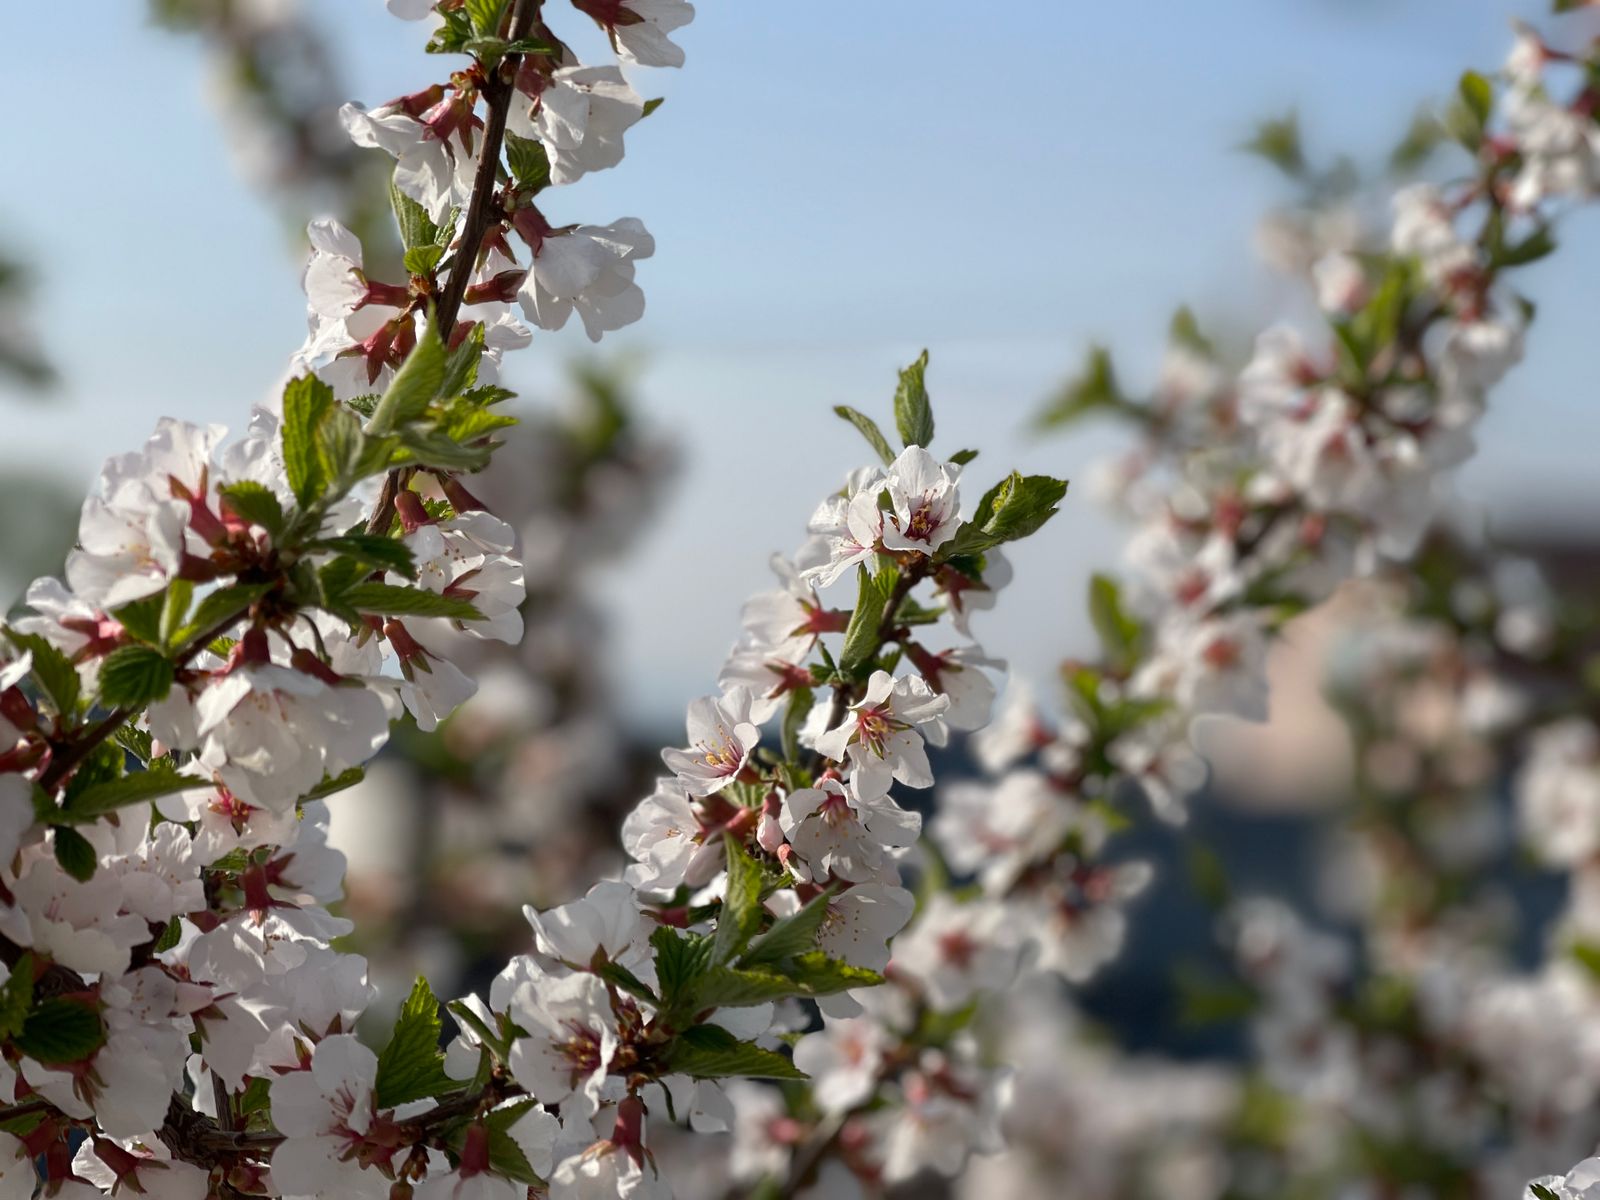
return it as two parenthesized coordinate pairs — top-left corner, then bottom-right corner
(391, 176), (440, 252)
(840, 564), (895, 672)
(662, 1024), (805, 1081)
(782, 952), (884, 997)
(282, 374), (335, 507)
(368, 326), (448, 436)
(505, 132), (551, 192)
(52, 826), (96, 881)
(949, 448), (978, 466)
(219, 481), (286, 536)
(691, 964), (806, 1009)
(97, 645), (174, 709)
(832, 406), (894, 467)
(61, 768), (210, 823)
(341, 582), (482, 621)
(0, 954), (33, 1040)
(403, 244), (446, 277)
(952, 472), (1069, 554)
(892, 350), (934, 448)
(152, 917), (183, 954)
(309, 535), (417, 577)
(13, 996), (104, 1064)
(374, 976), (456, 1108)
(439, 323), (486, 399)
(177, 582), (271, 647)
(160, 579), (194, 648)
(713, 838), (767, 966)
(741, 891), (830, 966)
(652, 926), (713, 1017)
(300, 768), (367, 803)
(596, 961), (659, 1004)
(4, 630), (79, 716)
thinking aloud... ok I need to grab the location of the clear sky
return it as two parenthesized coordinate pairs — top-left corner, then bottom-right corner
(2, 0), (1596, 721)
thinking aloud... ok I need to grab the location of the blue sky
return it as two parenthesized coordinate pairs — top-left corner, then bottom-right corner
(2, 0), (1596, 720)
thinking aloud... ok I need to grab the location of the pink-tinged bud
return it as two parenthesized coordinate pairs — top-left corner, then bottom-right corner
(511, 207), (553, 255)
(383, 620), (426, 665)
(394, 490), (432, 534)
(464, 269), (526, 306)
(389, 83), (445, 119)
(684, 838), (724, 888)
(0, 687), (37, 733)
(457, 1122), (491, 1177)
(290, 648), (344, 687)
(360, 280), (414, 310)
(612, 1094), (647, 1160)
(439, 475), (486, 513)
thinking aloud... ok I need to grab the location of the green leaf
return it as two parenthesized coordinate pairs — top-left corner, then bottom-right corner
(391, 177), (440, 252)
(300, 768), (367, 804)
(1494, 225), (1557, 269)
(439, 323), (487, 400)
(219, 481), (286, 536)
(713, 838), (767, 966)
(52, 826), (97, 881)
(741, 891), (830, 966)
(3, 630), (80, 716)
(152, 917), (183, 954)
(464, 0), (509, 35)
(596, 961), (659, 1004)
(403, 244), (446, 277)
(641, 97), (665, 118)
(892, 349), (934, 448)
(651, 926), (714, 1017)
(113, 595), (165, 647)
(779, 685), (813, 764)
(160, 580), (195, 648)
(1169, 306), (1214, 356)
(948, 448), (978, 466)
(177, 582), (271, 646)
(12, 997), (104, 1064)
(368, 325), (448, 436)
(374, 976), (456, 1108)
(97, 645), (174, 708)
(505, 133), (551, 192)
(1240, 111), (1304, 176)
(340, 582), (483, 621)
(282, 374), (335, 507)
(781, 952), (885, 997)
(1531, 1187), (1561, 1200)
(832, 406), (894, 466)
(61, 768), (210, 823)
(1458, 70), (1492, 127)
(952, 472), (1069, 554)
(840, 564), (895, 672)
(309, 535), (416, 577)
(0, 954), (34, 1040)
(690, 964), (806, 1009)
(1087, 573), (1144, 673)
(1036, 345), (1122, 430)
(661, 1024), (805, 1081)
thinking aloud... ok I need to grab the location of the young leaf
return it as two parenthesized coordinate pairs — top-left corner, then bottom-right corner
(1458, 69), (1492, 127)
(391, 177), (440, 252)
(12, 997), (105, 1064)
(966, 472), (1069, 549)
(840, 564), (895, 672)
(97, 645), (175, 708)
(1087, 573), (1144, 673)
(832, 406), (894, 467)
(62, 769), (210, 824)
(219, 481), (286, 536)
(661, 1024), (805, 1081)
(651, 926), (714, 1017)
(505, 133), (552, 192)
(690, 964), (804, 1009)
(374, 976), (457, 1109)
(1036, 345), (1122, 430)
(892, 349), (934, 448)
(308, 535), (417, 576)
(367, 326), (448, 436)
(176, 582), (272, 646)
(741, 890), (830, 966)
(782, 952), (885, 997)
(340, 582), (483, 621)
(712, 838), (767, 966)
(3, 630), (80, 716)
(1240, 111), (1304, 176)
(0, 953), (33, 1040)
(282, 374), (335, 507)
(52, 826), (97, 881)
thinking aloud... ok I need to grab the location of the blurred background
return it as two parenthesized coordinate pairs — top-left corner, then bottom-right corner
(5, 2), (1600, 1195)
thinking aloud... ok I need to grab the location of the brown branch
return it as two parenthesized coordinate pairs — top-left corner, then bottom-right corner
(364, 0), (541, 538)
